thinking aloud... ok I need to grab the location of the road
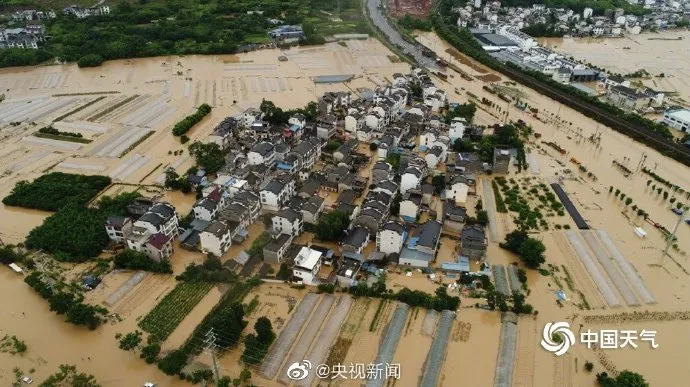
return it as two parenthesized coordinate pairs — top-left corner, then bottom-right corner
(365, 0), (440, 71)
(481, 178), (499, 242)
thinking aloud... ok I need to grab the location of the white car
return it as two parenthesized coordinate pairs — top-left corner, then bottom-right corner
(143, 383), (156, 387)
(22, 376), (33, 384)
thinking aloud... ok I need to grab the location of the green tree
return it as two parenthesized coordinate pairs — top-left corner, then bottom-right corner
(118, 331), (142, 351)
(518, 238), (546, 269)
(49, 293), (76, 315)
(77, 54), (104, 68)
(189, 141), (226, 175)
(315, 210), (350, 241)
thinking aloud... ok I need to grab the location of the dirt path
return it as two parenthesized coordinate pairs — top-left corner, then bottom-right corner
(512, 316), (537, 387)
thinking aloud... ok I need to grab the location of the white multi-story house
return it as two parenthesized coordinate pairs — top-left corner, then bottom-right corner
(260, 176), (295, 213)
(242, 108), (262, 127)
(200, 220), (234, 257)
(446, 178), (469, 206)
(400, 167), (423, 195)
(291, 137), (321, 171)
(449, 117), (466, 141)
(132, 202), (179, 239)
(293, 246), (323, 285)
(345, 112), (365, 133)
(247, 142), (275, 166)
(288, 113), (306, 128)
(425, 146), (444, 170)
(377, 221), (407, 255)
(145, 233), (173, 261)
(272, 207), (303, 238)
(392, 73), (407, 87)
(105, 216), (132, 243)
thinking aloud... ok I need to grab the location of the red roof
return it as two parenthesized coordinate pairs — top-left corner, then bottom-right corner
(208, 187), (222, 202)
(147, 233), (170, 250)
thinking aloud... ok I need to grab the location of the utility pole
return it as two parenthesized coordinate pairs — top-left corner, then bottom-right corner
(659, 207), (687, 266)
(204, 328), (220, 386)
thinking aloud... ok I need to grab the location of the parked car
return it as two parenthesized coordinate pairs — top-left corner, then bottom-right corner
(21, 376), (32, 384)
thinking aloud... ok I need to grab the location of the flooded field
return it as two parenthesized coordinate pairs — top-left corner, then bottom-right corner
(539, 30), (690, 104)
(0, 38), (409, 245)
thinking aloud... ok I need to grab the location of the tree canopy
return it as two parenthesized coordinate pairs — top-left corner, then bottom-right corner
(315, 210), (350, 241)
(500, 230), (546, 268)
(114, 249), (172, 273)
(189, 141), (226, 175)
(3, 172), (111, 212)
(25, 192), (140, 262)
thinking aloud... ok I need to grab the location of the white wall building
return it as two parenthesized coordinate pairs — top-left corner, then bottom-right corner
(293, 247), (323, 286)
(376, 222), (407, 255)
(663, 109), (690, 133)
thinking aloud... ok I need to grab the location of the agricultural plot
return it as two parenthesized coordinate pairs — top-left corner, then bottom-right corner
(420, 310), (455, 387)
(596, 230), (655, 304)
(139, 281), (213, 341)
(366, 303), (409, 387)
(259, 292), (320, 379)
(564, 230), (621, 308)
(299, 295), (353, 387)
(278, 295), (335, 384)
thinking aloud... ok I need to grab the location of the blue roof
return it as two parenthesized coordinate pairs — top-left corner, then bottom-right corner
(407, 236), (419, 249)
(289, 124), (301, 132)
(344, 251), (365, 262)
(400, 247), (433, 262)
(441, 262), (469, 272)
(276, 162), (294, 170)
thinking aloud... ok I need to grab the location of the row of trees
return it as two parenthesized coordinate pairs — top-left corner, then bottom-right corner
(113, 250), (172, 273)
(176, 255), (238, 283)
(350, 277), (461, 311)
(25, 272), (107, 330)
(259, 99), (318, 125)
(38, 126), (84, 138)
(172, 104), (211, 136)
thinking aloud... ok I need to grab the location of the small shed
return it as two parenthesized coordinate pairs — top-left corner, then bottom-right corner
(8, 263), (23, 273)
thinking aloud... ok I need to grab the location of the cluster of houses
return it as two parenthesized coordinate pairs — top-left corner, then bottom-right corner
(1, 3), (110, 50)
(458, 1), (688, 38)
(106, 66), (506, 287)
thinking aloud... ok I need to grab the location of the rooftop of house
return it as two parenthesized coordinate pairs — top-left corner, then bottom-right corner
(264, 233), (292, 253)
(263, 179), (286, 194)
(338, 189), (357, 205)
(195, 197), (218, 212)
(343, 225), (370, 248)
(411, 220), (442, 249)
(294, 246), (323, 271)
(372, 161), (392, 171)
(382, 221), (405, 234)
(300, 178), (322, 196)
(233, 190), (260, 204)
(337, 258), (362, 278)
(400, 247), (433, 263)
(106, 215), (130, 228)
(404, 193), (423, 206)
(203, 220), (230, 238)
(275, 207), (302, 222)
(147, 233), (171, 250)
(302, 196), (324, 214)
(444, 201), (468, 218)
(462, 224), (486, 241)
(252, 142), (275, 156)
(375, 180), (398, 194)
(429, 146), (444, 157)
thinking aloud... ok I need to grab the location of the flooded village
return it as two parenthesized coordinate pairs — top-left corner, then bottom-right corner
(0, 1), (689, 387)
